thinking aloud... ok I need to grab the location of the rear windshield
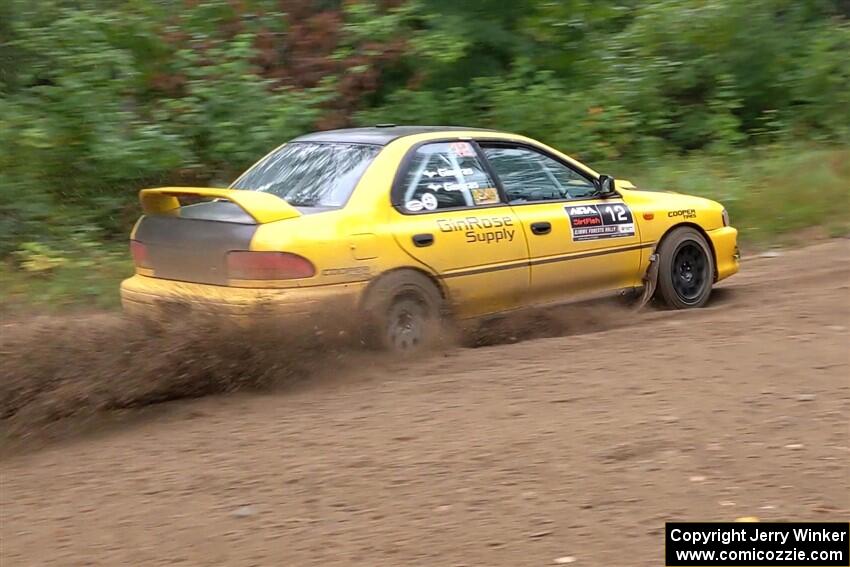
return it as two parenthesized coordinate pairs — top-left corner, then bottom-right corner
(230, 142), (381, 208)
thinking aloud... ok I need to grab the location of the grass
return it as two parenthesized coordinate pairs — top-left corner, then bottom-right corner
(2, 144), (848, 313)
(620, 145), (850, 243)
(1, 242), (133, 315)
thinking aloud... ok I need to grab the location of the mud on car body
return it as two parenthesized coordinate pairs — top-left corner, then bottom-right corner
(122, 125), (740, 351)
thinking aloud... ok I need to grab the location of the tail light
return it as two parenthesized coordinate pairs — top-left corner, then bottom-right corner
(226, 251), (315, 280)
(130, 240), (150, 268)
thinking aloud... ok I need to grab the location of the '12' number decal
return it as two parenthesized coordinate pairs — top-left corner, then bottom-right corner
(601, 204), (628, 223)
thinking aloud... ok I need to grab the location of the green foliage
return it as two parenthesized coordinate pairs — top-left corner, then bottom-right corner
(356, 0), (850, 154)
(1, 0), (849, 309)
(1, 0), (328, 252)
(619, 146), (850, 241)
(157, 33), (328, 180)
(1, 237), (133, 313)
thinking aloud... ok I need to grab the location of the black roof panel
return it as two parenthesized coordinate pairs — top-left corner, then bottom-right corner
(291, 126), (496, 146)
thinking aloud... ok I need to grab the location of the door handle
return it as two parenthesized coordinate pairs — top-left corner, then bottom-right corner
(531, 222), (551, 235)
(412, 233), (434, 247)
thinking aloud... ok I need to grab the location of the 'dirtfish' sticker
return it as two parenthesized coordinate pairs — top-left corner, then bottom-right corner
(564, 203), (635, 241)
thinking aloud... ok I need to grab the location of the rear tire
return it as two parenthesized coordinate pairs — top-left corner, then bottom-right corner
(655, 227), (715, 309)
(361, 271), (445, 353)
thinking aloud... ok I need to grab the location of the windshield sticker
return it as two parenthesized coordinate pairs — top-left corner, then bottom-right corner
(428, 181), (480, 192)
(565, 203), (635, 241)
(422, 167), (474, 179)
(449, 142), (475, 157)
(405, 199), (424, 212)
(442, 167), (475, 177)
(471, 187), (499, 205)
(420, 193), (438, 211)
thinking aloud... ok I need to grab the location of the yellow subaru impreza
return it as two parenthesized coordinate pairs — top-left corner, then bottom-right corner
(121, 126), (739, 350)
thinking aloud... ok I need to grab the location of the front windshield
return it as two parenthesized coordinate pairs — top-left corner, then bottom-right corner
(231, 142), (381, 207)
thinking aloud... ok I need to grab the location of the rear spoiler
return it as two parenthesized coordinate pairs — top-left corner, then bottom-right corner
(139, 187), (301, 224)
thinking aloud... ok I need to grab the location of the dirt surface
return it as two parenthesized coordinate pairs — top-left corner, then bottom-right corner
(2, 240), (849, 566)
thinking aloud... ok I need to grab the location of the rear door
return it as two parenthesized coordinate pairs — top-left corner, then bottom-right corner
(478, 142), (644, 304)
(390, 140), (529, 318)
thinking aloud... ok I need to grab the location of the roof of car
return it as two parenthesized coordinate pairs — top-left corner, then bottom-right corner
(291, 125), (498, 146)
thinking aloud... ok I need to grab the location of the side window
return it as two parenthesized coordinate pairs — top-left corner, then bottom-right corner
(481, 145), (597, 203)
(396, 141), (500, 213)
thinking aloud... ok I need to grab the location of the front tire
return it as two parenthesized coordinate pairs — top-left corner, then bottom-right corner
(655, 227), (715, 309)
(361, 271), (444, 353)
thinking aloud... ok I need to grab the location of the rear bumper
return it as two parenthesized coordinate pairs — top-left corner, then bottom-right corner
(707, 226), (739, 282)
(120, 274), (367, 321)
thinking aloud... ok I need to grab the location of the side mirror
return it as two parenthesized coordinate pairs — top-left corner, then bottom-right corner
(596, 174), (617, 197)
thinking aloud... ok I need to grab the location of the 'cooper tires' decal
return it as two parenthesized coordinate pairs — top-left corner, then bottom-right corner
(564, 203), (635, 241)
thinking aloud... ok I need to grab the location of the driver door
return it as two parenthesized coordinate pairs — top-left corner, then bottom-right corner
(478, 142), (644, 304)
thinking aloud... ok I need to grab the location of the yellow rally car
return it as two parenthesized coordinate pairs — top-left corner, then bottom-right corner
(121, 126), (739, 350)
